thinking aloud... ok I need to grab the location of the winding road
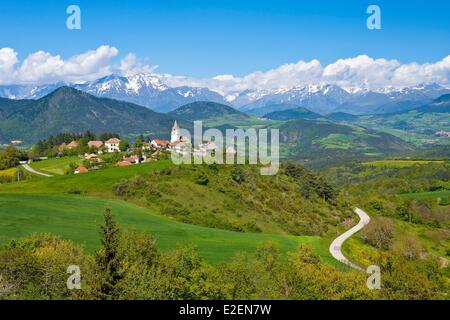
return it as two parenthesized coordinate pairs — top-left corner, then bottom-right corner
(329, 208), (370, 271)
(21, 163), (53, 177)
(20, 160), (369, 270)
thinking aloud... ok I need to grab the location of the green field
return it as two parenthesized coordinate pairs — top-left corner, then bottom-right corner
(29, 156), (82, 175)
(363, 159), (445, 168)
(0, 194), (332, 264)
(0, 160), (174, 196)
(399, 190), (450, 200)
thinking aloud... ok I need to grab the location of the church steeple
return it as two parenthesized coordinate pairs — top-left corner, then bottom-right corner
(171, 120), (180, 143)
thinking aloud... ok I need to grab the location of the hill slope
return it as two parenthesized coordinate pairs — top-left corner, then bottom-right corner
(348, 95), (450, 146)
(0, 160), (349, 238)
(278, 119), (415, 166)
(415, 94), (450, 113)
(168, 101), (249, 121)
(0, 87), (185, 143)
(264, 107), (322, 120)
(0, 194), (329, 264)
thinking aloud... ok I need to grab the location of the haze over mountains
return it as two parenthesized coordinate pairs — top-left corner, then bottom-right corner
(1, 74), (449, 115)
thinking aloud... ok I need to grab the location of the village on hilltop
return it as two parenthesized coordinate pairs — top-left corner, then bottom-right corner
(54, 121), (231, 174)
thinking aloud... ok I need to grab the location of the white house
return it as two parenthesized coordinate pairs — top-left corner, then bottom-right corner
(105, 138), (121, 152)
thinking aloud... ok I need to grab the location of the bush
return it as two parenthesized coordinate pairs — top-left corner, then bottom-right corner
(230, 166), (245, 184)
(194, 171), (209, 186)
(113, 180), (130, 197)
(362, 217), (395, 250)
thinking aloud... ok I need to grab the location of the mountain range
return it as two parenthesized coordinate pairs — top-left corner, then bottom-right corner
(1, 74), (449, 115)
(0, 87), (187, 143)
(0, 86), (432, 165)
(168, 101), (249, 121)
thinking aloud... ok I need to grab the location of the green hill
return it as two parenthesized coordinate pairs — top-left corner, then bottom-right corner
(168, 101), (249, 121)
(0, 160), (350, 237)
(415, 94), (450, 113)
(0, 87), (187, 144)
(263, 107), (322, 121)
(326, 112), (358, 122)
(277, 119), (415, 166)
(0, 194), (330, 264)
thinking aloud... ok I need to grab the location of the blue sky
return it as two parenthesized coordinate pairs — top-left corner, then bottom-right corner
(1, 0), (449, 77)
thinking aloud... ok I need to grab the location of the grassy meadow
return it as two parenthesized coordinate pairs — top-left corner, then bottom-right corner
(0, 193), (332, 264)
(29, 156), (82, 175)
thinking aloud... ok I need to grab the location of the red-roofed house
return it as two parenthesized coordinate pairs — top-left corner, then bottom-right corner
(150, 139), (170, 149)
(116, 161), (132, 167)
(74, 166), (88, 174)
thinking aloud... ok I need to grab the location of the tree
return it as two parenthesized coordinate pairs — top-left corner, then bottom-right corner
(95, 208), (122, 299)
(0, 146), (25, 170)
(362, 217), (395, 250)
(119, 140), (130, 152)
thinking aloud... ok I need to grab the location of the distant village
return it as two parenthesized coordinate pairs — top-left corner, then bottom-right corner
(54, 121), (229, 174)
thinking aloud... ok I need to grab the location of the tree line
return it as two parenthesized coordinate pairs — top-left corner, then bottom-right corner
(0, 209), (446, 300)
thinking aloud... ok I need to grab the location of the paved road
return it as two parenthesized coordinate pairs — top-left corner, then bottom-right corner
(329, 208), (370, 271)
(21, 164), (53, 177)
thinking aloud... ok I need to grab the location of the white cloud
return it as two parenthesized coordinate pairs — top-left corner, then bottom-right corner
(1, 46), (449, 93)
(391, 55), (450, 87)
(0, 48), (19, 75)
(0, 45), (123, 85)
(117, 53), (156, 77)
(322, 55), (401, 90)
(160, 54), (450, 94)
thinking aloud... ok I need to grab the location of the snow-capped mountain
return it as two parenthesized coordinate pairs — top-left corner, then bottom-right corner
(0, 82), (70, 100)
(241, 83), (450, 115)
(0, 74), (227, 112)
(73, 74), (169, 108)
(335, 83), (450, 114)
(0, 74), (449, 115)
(241, 84), (351, 114)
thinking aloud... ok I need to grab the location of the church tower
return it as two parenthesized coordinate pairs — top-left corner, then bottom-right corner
(171, 120), (180, 143)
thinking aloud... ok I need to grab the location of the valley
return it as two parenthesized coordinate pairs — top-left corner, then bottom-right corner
(0, 82), (448, 300)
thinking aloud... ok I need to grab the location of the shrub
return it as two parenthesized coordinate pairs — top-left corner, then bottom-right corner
(230, 166), (245, 184)
(194, 171), (209, 186)
(362, 217), (395, 250)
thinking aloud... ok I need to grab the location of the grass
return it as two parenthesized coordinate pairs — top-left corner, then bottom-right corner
(0, 160), (174, 197)
(399, 190), (450, 200)
(0, 193), (333, 265)
(0, 167), (17, 178)
(29, 156), (82, 175)
(363, 159), (444, 168)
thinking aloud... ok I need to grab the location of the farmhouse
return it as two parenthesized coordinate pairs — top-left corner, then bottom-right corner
(123, 155), (140, 164)
(105, 138), (121, 152)
(150, 139), (170, 149)
(88, 140), (103, 148)
(67, 140), (79, 149)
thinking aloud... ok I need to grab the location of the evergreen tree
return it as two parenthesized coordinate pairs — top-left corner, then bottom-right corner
(95, 208), (122, 299)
